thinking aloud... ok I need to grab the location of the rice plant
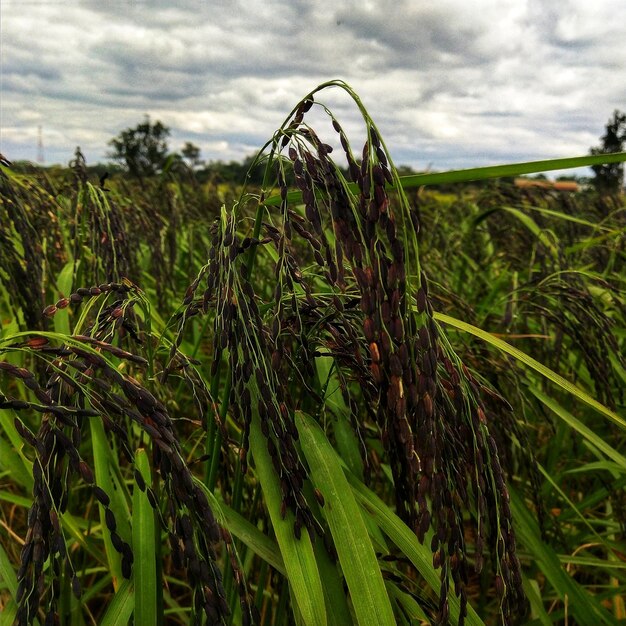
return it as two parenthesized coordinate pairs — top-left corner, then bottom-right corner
(0, 80), (625, 626)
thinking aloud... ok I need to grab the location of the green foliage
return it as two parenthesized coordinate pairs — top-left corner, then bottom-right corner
(108, 116), (171, 179)
(0, 82), (625, 626)
(182, 142), (203, 169)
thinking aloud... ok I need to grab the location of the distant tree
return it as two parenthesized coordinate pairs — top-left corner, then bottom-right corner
(590, 110), (626, 194)
(107, 116), (171, 178)
(182, 142), (202, 169)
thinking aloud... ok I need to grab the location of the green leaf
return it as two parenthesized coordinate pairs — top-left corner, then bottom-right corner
(529, 387), (626, 472)
(295, 411), (395, 626)
(433, 312), (626, 430)
(0, 601), (17, 626)
(0, 409), (33, 491)
(99, 579), (134, 626)
(132, 447), (158, 626)
(347, 473), (486, 626)
(91, 417), (129, 590)
(315, 356), (364, 479)
(522, 575), (553, 626)
(474, 206), (559, 258)
(510, 487), (618, 626)
(0, 541), (17, 597)
(249, 413), (327, 626)
(0, 541), (39, 626)
(395, 152), (626, 187)
(386, 581), (430, 623)
(53, 261), (75, 336)
(263, 152), (626, 206)
(313, 534), (353, 626)
(215, 496), (286, 575)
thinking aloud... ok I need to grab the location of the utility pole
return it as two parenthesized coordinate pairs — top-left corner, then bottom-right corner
(37, 126), (44, 165)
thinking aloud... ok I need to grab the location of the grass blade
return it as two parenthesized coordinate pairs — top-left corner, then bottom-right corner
(396, 151), (626, 187)
(249, 414), (327, 626)
(91, 417), (127, 590)
(0, 541), (38, 626)
(434, 312), (626, 430)
(0, 602), (17, 626)
(312, 537), (353, 626)
(510, 487), (618, 626)
(99, 579), (134, 626)
(474, 206), (559, 258)
(0, 407), (34, 492)
(132, 447), (158, 626)
(295, 411), (396, 626)
(530, 387), (626, 472)
(347, 473), (486, 626)
(215, 496), (286, 575)
(0, 541), (17, 598)
(263, 152), (626, 206)
(522, 575), (553, 626)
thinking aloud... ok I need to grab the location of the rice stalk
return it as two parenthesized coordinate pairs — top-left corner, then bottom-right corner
(171, 79), (528, 624)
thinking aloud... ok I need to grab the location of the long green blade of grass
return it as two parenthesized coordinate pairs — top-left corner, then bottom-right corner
(312, 536), (353, 626)
(132, 447), (158, 626)
(316, 357), (365, 479)
(474, 206), (559, 258)
(434, 312), (626, 430)
(91, 417), (126, 590)
(508, 204), (617, 232)
(0, 601), (17, 626)
(347, 473), (486, 626)
(386, 582), (431, 623)
(396, 151), (626, 187)
(530, 387), (626, 472)
(263, 152), (626, 206)
(0, 541), (17, 598)
(295, 411), (396, 626)
(522, 574), (553, 626)
(0, 409), (34, 492)
(0, 542), (31, 626)
(99, 579), (134, 626)
(249, 414), (327, 626)
(215, 497), (286, 575)
(510, 488), (619, 626)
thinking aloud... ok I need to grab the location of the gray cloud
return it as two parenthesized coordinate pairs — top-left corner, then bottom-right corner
(1, 0), (624, 172)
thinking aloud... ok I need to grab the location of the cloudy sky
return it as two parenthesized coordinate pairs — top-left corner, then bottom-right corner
(1, 0), (625, 174)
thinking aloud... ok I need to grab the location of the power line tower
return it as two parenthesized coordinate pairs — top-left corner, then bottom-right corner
(37, 126), (44, 164)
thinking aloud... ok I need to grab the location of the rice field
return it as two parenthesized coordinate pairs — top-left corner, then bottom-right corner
(1, 81), (625, 626)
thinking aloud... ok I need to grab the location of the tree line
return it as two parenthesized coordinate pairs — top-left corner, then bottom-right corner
(9, 112), (625, 193)
(107, 111), (625, 193)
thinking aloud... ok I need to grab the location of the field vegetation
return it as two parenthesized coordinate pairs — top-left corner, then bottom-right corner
(0, 81), (625, 626)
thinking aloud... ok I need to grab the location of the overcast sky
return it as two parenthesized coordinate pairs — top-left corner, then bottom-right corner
(1, 0), (625, 175)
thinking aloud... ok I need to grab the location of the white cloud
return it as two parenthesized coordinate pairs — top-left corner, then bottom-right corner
(1, 0), (624, 171)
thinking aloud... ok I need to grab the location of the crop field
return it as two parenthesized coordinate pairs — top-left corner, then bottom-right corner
(0, 82), (625, 625)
